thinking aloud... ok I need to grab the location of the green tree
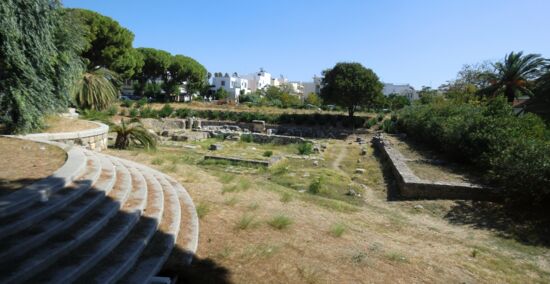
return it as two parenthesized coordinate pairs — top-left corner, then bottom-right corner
(479, 51), (546, 103)
(0, 0), (84, 133)
(68, 9), (143, 79)
(304, 93), (322, 106)
(164, 55), (207, 99)
(320, 62), (383, 118)
(134, 48), (172, 95)
(214, 88), (229, 100)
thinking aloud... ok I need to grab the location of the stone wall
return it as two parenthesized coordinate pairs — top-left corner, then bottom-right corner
(21, 121), (109, 151)
(372, 134), (501, 200)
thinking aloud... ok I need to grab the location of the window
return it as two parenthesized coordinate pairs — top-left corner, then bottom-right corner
(221, 80), (225, 86)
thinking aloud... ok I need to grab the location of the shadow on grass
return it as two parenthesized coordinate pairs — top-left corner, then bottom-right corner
(444, 201), (550, 247)
(161, 254), (232, 284)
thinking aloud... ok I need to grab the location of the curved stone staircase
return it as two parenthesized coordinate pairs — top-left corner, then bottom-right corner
(0, 139), (199, 283)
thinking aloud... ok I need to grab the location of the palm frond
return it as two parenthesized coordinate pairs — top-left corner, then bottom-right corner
(73, 68), (121, 111)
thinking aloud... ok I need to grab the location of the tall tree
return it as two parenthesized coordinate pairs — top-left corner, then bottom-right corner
(0, 0), (84, 133)
(320, 62), (383, 118)
(134, 48), (172, 95)
(479, 51), (546, 103)
(164, 55), (207, 98)
(68, 8), (143, 79)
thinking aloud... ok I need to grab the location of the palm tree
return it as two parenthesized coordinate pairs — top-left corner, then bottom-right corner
(73, 67), (121, 110)
(479, 52), (546, 103)
(111, 119), (157, 150)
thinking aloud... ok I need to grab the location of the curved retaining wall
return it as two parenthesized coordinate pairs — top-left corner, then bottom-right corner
(20, 121), (109, 151)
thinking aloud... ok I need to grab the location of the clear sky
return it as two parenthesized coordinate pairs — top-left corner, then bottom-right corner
(63, 0), (549, 89)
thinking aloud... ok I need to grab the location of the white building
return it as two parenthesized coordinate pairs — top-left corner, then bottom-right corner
(382, 83), (418, 100)
(211, 73), (250, 102)
(302, 75), (323, 97)
(243, 68), (272, 92)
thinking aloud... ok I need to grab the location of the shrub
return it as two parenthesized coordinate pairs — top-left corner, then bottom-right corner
(308, 177), (323, 194)
(136, 97), (148, 108)
(129, 108), (139, 118)
(267, 214), (293, 230)
(158, 104), (174, 118)
(263, 150), (273, 157)
(377, 113), (384, 121)
(140, 106), (158, 118)
(297, 142), (314, 155)
(106, 105), (119, 116)
(240, 134), (253, 143)
(398, 96), (550, 209)
(366, 118), (378, 129)
(120, 99), (133, 108)
(381, 119), (397, 134)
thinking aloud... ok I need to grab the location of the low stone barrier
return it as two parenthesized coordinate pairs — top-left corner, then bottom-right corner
(203, 155), (278, 167)
(372, 134), (501, 200)
(20, 121), (109, 151)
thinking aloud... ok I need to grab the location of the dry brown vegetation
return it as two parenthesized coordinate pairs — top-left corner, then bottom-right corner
(38, 116), (99, 133)
(105, 135), (550, 283)
(0, 137), (66, 195)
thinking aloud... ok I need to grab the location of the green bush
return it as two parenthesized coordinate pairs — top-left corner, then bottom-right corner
(240, 134), (253, 143)
(129, 108), (139, 118)
(398, 97), (550, 208)
(120, 99), (133, 108)
(140, 106), (158, 118)
(308, 177), (323, 194)
(297, 142), (314, 155)
(136, 97), (148, 108)
(263, 150), (273, 157)
(106, 105), (119, 116)
(381, 119), (397, 134)
(158, 104), (174, 118)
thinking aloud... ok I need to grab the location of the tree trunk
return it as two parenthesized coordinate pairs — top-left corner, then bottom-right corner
(505, 87), (515, 103)
(115, 133), (129, 149)
(348, 106), (355, 118)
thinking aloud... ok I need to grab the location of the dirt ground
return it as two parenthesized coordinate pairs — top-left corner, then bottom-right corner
(0, 137), (66, 195)
(106, 135), (550, 284)
(37, 116), (99, 133)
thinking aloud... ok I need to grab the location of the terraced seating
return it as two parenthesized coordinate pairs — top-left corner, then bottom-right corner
(0, 139), (199, 284)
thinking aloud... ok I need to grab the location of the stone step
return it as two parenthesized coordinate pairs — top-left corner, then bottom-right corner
(0, 151), (101, 240)
(0, 153), (117, 263)
(0, 156), (132, 284)
(76, 168), (166, 283)
(121, 174), (184, 283)
(28, 158), (149, 283)
(0, 142), (87, 218)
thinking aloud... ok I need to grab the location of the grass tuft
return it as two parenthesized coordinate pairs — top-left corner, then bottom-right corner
(329, 222), (347, 237)
(280, 192), (292, 203)
(235, 214), (257, 230)
(267, 214), (293, 230)
(195, 203), (210, 219)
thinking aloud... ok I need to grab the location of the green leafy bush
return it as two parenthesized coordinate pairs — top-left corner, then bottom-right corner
(158, 104), (174, 118)
(140, 106), (158, 118)
(121, 99), (133, 108)
(240, 134), (253, 143)
(297, 142), (314, 155)
(129, 108), (139, 118)
(398, 97), (550, 208)
(263, 150), (273, 157)
(308, 177), (323, 194)
(106, 105), (119, 116)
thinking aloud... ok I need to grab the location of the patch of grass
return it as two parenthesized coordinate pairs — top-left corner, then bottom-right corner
(247, 202), (260, 211)
(386, 252), (408, 263)
(235, 214), (258, 230)
(267, 214), (293, 230)
(222, 178), (252, 194)
(280, 192), (292, 203)
(241, 243), (279, 260)
(218, 173), (236, 183)
(195, 203), (210, 219)
(161, 164), (177, 172)
(215, 246), (232, 260)
(329, 222), (347, 237)
(263, 150), (273, 157)
(224, 196), (239, 206)
(240, 134), (253, 143)
(151, 157), (164, 165)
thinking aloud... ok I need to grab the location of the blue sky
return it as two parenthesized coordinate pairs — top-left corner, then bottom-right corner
(63, 0), (549, 89)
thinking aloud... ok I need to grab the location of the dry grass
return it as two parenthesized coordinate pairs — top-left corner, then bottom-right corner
(0, 137), (66, 194)
(104, 136), (550, 284)
(38, 116), (99, 133)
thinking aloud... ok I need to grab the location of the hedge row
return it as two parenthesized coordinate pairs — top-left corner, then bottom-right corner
(398, 97), (550, 208)
(136, 105), (369, 128)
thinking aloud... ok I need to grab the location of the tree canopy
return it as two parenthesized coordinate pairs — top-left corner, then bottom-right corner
(0, 0), (84, 133)
(164, 55), (207, 96)
(68, 8), (143, 79)
(134, 48), (172, 95)
(320, 62), (383, 117)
